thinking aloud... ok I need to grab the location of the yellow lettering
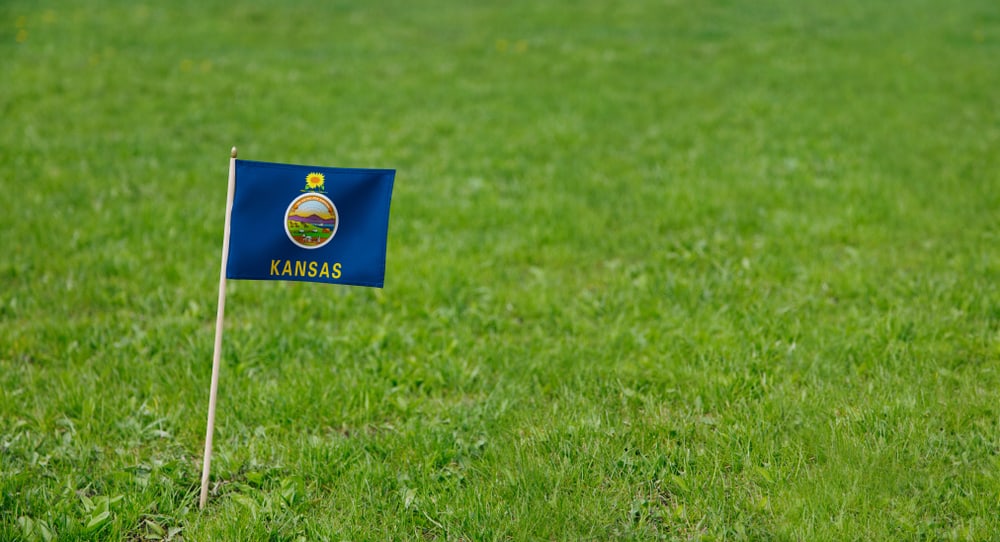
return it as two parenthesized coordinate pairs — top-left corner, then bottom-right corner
(282, 260), (292, 276)
(270, 259), (280, 275)
(308, 261), (318, 277)
(319, 262), (329, 278)
(332, 262), (342, 279)
(295, 260), (306, 276)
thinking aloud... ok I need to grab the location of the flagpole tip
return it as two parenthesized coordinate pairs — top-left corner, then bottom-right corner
(231, 147), (238, 158)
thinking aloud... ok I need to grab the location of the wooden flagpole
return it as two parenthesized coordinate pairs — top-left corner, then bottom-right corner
(200, 146), (237, 509)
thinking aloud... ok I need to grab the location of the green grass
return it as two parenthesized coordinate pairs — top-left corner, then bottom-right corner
(2, 0), (999, 539)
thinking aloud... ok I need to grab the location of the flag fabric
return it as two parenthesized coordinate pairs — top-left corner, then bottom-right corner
(225, 159), (395, 288)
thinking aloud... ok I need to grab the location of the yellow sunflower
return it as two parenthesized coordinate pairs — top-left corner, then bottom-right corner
(305, 172), (325, 190)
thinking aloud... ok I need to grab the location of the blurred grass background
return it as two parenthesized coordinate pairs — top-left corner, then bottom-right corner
(2, 0), (999, 539)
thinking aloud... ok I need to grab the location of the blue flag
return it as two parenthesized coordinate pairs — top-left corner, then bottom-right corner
(225, 159), (395, 288)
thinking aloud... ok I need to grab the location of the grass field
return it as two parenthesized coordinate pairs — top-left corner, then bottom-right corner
(2, 0), (999, 540)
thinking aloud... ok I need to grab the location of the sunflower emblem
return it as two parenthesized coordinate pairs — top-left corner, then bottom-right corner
(303, 172), (325, 192)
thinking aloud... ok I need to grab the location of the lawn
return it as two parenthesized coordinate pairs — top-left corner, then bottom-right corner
(2, 0), (999, 540)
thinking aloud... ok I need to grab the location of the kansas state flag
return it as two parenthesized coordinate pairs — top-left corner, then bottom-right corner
(225, 160), (395, 288)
